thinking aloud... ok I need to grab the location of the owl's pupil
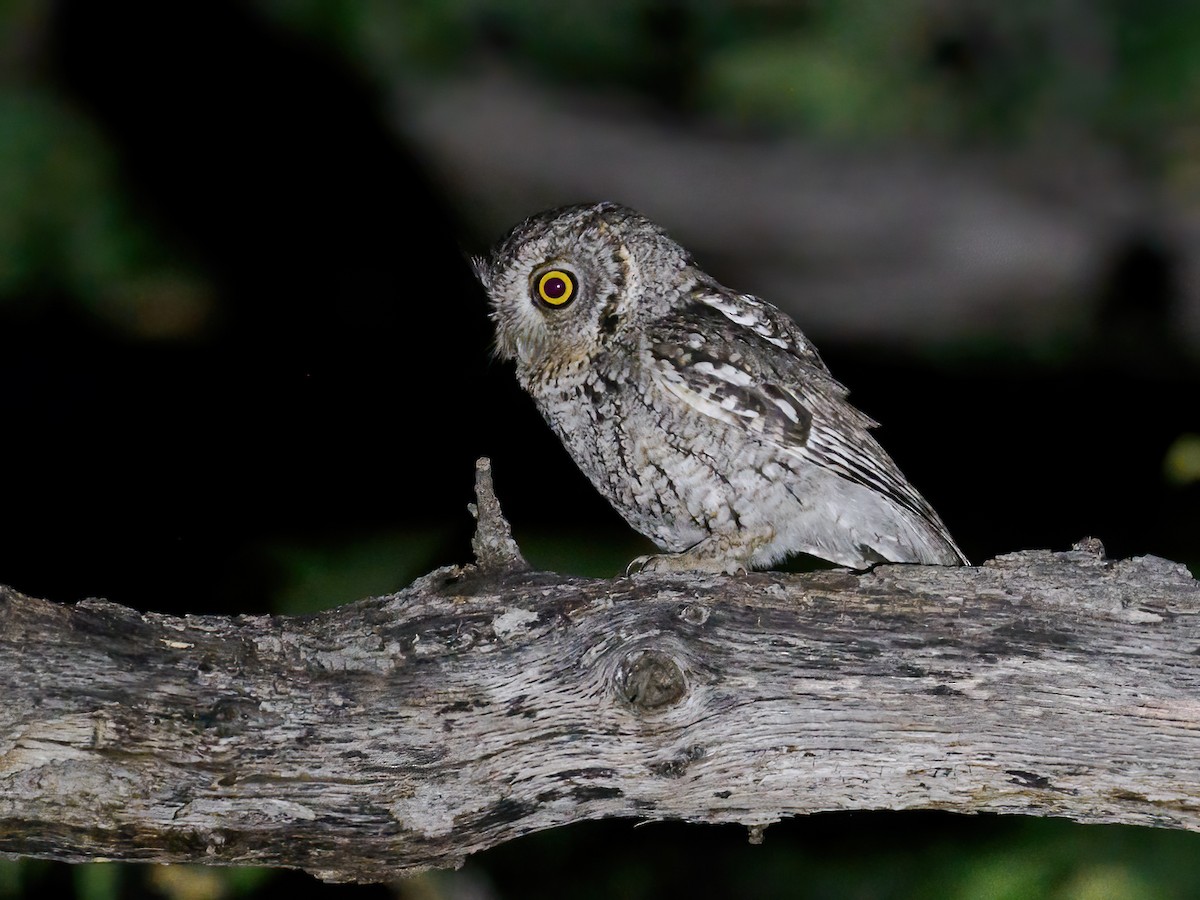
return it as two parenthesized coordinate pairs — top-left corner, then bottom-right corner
(543, 277), (567, 299)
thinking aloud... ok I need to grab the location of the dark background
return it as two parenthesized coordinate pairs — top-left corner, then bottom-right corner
(2, 1), (1198, 898)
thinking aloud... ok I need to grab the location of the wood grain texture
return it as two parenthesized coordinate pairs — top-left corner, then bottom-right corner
(2, 537), (1198, 882)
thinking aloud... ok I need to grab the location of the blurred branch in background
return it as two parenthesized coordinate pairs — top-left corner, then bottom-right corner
(255, 0), (1200, 358)
(395, 69), (1147, 351)
(3, 0), (1199, 352)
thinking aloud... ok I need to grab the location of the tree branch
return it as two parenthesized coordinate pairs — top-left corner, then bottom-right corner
(1, 462), (1198, 882)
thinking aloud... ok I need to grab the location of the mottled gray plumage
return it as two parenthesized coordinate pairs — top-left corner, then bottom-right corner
(476, 202), (967, 573)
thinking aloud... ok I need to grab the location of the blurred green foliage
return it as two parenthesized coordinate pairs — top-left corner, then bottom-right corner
(253, 0), (1200, 150)
(0, 860), (24, 899)
(518, 527), (652, 578)
(0, 89), (211, 336)
(72, 864), (120, 900)
(1164, 433), (1200, 486)
(264, 526), (653, 610)
(460, 815), (1200, 900)
(9, 816), (1200, 900)
(3, 861), (274, 900)
(1109, 3), (1200, 147)
(146, 863), (272, 900)
(266, 529), (449, 613)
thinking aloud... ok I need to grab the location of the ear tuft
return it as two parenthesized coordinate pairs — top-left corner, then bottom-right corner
(470, 255), (490, 286)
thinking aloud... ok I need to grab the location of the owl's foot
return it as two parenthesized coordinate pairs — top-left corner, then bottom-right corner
(627, 530), (771, 576)
(627, 551), (745, 575)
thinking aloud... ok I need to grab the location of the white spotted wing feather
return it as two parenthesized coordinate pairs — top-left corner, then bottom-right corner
(646, 283), (967, 567)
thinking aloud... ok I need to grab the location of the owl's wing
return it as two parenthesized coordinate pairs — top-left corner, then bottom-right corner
(645, 287), (955, 541)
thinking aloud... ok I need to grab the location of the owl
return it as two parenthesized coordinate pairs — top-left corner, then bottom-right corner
(475, 202), (967, 574)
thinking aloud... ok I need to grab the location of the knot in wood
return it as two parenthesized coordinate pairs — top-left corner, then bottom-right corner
(616, 648), (687, 711)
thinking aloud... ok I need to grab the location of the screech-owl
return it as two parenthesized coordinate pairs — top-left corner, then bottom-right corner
(476, 202), (967, 574)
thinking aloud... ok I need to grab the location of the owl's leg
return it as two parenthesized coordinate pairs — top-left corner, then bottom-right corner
(627, 527), (773, 576)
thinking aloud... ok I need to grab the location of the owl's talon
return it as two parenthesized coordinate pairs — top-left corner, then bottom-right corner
(625, 555), (653, 576)
(625, 538), (753, 576)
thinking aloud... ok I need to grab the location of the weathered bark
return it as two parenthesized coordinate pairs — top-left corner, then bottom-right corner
(1, 465), (1198, 882)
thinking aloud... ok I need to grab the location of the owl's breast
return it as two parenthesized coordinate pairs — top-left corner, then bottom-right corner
(520, 352), (718, 552)
(522, 357), (630, 486)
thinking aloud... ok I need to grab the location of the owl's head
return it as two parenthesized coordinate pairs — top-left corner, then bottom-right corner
(475, 202), (690, 369)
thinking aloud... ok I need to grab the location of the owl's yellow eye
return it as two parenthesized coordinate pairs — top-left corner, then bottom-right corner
(534, 269), (576, 308)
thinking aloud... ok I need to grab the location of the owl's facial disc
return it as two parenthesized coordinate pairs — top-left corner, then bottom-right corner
(484, 202), (672, 368)
(483, 251), (591, 366)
